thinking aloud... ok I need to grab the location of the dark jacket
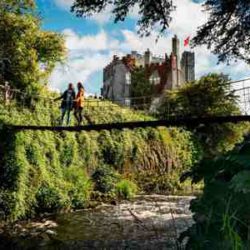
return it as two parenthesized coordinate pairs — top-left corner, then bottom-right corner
(57, 89), (76, 109)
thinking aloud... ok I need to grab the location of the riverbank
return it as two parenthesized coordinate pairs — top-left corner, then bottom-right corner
(0, 195), (194, 250)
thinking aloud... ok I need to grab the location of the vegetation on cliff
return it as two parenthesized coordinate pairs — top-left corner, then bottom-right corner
(0, 98), (199, 221)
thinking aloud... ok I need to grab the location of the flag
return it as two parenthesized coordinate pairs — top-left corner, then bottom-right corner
(184, 36), (190, 47)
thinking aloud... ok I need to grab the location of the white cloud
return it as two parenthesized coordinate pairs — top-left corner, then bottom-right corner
(49, 53), (112, 93)
(128, 4), (140, 19)
(89, 5), (114, 24)
(50, 0), (250, 93)
(49, 29), (121, 93)
(85, 3), (141, 24)
(121, 30), (172, 56)
(63, 29), (120, 52)
(54, 0), (74, 10)
(170, 0), (207, 39)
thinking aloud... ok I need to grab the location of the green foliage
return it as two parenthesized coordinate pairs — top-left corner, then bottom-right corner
(36, 183), (69, 213)
(64, 167), (92, 209)
(135, 171), (180, 193)
(131, 67), (155, 107)
(71, 0), (175, 36)
(91, 165), (120, 194)
(0, 190), (16, 220)
(0, 97), (200, 221)
(193, 0), (250, 64)
(0, 0), (35, 14)
(0, 0), (66, 92)
(159, 73), (248, 156)
(180, 141), (250, 249)
(159, 73), (238, 117)
(116, 180), (138, 199)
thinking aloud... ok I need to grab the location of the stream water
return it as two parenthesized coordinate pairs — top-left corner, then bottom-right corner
(0, 195), (194, 250)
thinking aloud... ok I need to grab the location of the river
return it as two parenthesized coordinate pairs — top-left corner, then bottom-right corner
(0, 195), (194, 250)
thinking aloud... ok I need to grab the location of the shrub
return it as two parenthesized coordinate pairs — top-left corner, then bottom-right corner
(65, 167), (92, 209)
(116, 180), (138, 199)
(180, 141), (250, 249)
(158, 73), (247, 156)
(135, 171), (182, 194)
(0, 190), (16, 220)
(35, 184), (68, 213)
(91, 165), (120, 194)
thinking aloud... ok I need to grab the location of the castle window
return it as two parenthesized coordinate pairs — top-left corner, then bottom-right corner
(124, 98), (131, 106)
(126, 73), (131, 85)
(149, 71), (160, 85)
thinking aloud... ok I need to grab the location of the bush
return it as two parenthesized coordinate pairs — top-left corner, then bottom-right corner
(91, 165), (120, 194)
(158, 73), (247, 156)
(180, 141), (250, 249)
(116, 180), (138, 199)
(35, 184), (68, 213)
(65, 167), (92, 209)
(0, 190), (16, 220)
(135, 171), (183, 194)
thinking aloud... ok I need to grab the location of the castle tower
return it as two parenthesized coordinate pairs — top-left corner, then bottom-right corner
(181, 51), (195, 83)
(171, 35), (181, 88)
(172, 35), (180, 69)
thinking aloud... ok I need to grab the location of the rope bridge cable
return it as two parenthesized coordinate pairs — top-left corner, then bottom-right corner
(1, 77), (250, 126)
(1, 77), (250, 106)
(0, 85), (156, 110)
(6, 115), (250, 132)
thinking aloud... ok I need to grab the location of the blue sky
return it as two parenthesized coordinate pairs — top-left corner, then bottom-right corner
(36, 0), (250, 94)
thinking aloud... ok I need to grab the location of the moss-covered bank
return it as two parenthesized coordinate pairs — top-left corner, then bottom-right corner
(0, 99), (200, 221)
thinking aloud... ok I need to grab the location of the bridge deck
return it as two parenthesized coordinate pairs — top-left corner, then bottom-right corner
(6, 115), (250, 132)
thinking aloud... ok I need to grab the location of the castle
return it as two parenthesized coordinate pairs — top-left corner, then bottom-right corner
(101, 35), (195, 105)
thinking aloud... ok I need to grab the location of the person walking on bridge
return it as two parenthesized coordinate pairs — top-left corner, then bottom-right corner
(74, 82), (85, 125)
(55, 83), (76, 126)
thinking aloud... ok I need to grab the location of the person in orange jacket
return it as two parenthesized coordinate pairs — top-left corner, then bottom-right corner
(74, 82), (85, 125)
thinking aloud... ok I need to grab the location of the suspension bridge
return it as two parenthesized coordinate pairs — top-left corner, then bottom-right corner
(1, 77), (250, 132)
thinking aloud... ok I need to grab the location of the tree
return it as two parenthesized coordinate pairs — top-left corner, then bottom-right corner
(158, 73), (248, 156)
(71, 0), (250, 63)
(193, 0), (250, 64)
(71, 0), (175, 36)
(0, 0), (66, 92)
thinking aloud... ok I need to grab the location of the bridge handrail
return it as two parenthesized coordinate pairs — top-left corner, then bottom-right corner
(1, 76), (250, 112)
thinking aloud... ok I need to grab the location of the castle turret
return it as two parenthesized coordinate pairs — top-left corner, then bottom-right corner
(171, 35), (181, 88)
(181, 51), (195, 83)
(172, 35), (180, 69)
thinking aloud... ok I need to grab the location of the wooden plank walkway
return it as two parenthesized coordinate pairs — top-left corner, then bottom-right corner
(6, 115), (250, 132)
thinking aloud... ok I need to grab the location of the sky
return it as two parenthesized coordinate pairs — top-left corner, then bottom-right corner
(36, 0), (250, 94)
